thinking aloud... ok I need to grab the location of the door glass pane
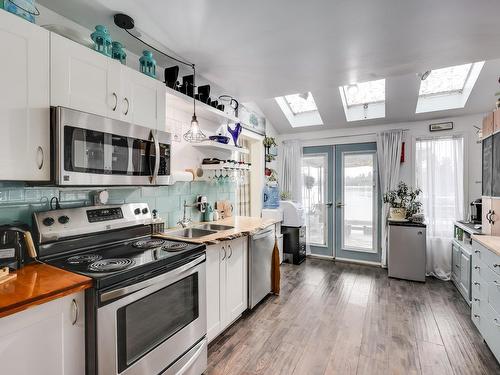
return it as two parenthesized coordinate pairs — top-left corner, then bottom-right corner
(342, 152), (376, 252)
(302, 154), (328, 246)
(117, 274), (199, 372)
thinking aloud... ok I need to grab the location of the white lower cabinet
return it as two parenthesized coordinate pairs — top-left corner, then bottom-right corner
(471, 239), (500, 363)
(0, 291), (85, 375)
(206, 237), (248, 342)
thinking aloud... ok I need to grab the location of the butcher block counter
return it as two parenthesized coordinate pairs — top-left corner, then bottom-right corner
(0, 263), (92, 318)
(156, 216), (277, 244)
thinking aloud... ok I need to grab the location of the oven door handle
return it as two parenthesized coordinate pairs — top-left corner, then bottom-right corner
(100, 254), (205, 303)
(174, 339), (207, 375)
(149, 130), (160, 184)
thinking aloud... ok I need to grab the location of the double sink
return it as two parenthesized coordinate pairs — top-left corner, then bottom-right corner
(167, 224), (235, 239)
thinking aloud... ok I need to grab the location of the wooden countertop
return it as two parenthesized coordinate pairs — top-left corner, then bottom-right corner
(156, 216), (278, 245)
(0, 263), (92, 319)
(472, 235), (500, 257)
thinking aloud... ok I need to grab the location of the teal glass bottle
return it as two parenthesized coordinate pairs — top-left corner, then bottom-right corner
(139, 50), (156, 78)
(90, 25), (112, 57)
(111, 41), (126, 65)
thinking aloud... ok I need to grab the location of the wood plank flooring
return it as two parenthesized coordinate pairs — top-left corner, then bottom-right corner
(207, 259), (500, 375)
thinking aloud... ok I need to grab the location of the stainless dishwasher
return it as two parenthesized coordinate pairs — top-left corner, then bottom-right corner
(248, 225), (276, 309)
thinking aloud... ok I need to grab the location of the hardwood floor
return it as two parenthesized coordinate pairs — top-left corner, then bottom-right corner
(207, 259), (500, 375)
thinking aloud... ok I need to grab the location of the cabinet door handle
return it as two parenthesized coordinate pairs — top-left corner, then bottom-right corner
(492, 210), (496, 224)
(112, 92), (118, 111)
(474, 298), (480, 302)
(474, 314), (480, 318)
(71, 298), (78, 325)
(123, 97), (130, 115)
(473, 281), (480, 286)
(36, 146), (44, 170)
(474, 250), (481, 254)
(474, 266), (480, 270)
(228, 245), (233, 259)
(221, 246), (226, 261)
(494, 280), (500, 287)
(494, 264), (500, 268)
(455, 264), (460, 268)
(494, 318), (500, 327)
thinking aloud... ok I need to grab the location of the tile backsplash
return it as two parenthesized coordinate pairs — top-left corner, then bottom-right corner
(0, 181), (236, 229)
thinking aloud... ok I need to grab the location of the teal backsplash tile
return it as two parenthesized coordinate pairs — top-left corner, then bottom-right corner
(0, 181), (235, 229)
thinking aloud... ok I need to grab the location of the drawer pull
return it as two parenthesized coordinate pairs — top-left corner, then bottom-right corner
(474, 298), (480, 302)
(474, 314), (480, 318)
(494, 264), (500, 268)
(455, 264), (460, 268)
(473, 282), (481, 286)
(494, 280), (500, 287)
(494, 318), (500, 327)
(474, 250), (481, 254)
(71, 299), (78, 325)
(474, 266), (480, 270)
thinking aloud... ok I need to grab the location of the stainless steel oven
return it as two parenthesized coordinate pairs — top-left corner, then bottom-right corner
(97, 254), (207, 375)
(52, 106), (172, 186)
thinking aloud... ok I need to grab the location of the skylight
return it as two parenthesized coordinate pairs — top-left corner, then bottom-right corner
(284, 92), (318, 115)
(342, 79), (385, 107)
(419, 63), (473, 96)
(415, 61), (485, 114)
(275, 92), (323, 128)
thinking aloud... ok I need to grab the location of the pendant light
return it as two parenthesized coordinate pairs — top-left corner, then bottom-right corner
(114, 13), (206, 143)
(183, 65), (206, 142)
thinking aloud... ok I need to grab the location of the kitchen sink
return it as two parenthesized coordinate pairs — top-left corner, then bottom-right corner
(167, 228), (217, 238)
(195, 224), (235, 231)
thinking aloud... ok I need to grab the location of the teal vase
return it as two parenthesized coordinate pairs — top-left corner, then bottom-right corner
(91, 25), (112, 57)
(111, 41), (126, 65)
(139, 50), (156, 78)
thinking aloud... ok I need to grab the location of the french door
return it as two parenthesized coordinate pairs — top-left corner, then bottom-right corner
(302, 143), (380, 263)
(335, 143), (380, 263)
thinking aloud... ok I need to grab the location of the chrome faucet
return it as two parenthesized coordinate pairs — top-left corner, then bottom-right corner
(177, 200), (196, 228)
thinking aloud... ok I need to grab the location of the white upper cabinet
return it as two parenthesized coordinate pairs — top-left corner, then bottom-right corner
(122, 68), (167, 130)
(50, 32), (121, 120)
(51, 33), (166, 130)
(0, 10), (50, 181)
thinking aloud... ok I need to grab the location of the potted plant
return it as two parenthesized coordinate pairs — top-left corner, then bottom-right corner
(383, 181), (422, 221)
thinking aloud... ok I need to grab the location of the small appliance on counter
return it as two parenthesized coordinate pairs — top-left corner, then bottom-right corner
(280, 201), (306, 265)
(470, 198), (482, 224)
(0, 223), (37, 270)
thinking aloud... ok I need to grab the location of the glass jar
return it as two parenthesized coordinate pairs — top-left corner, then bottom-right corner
(139, 50), (156, 78)
(90, 25), (112, 57)
(111, 41), (126, 65)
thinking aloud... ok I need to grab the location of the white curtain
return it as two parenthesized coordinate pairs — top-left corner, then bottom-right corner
(416, 136), (464, 280)
(376, 130), (403, 267)
(280, 140), (303, 203)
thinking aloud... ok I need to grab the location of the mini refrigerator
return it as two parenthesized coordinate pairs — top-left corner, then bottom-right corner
(388, 221), (426, 282)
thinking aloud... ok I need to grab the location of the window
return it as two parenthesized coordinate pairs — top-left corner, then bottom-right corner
(341, 79), (385, 107)
(275, 92), (323, 128)
(284, 92), (318, 115)
(419, 63), (472, 97)
(338, 79), (386, 122)
(416, 61), (485, 113)
(415, 136), (464, 279)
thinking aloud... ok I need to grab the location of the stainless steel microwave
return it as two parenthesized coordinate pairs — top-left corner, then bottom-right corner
(51, 107), (172, 186)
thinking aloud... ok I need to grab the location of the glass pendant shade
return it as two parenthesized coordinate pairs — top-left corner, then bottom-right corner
(183, 115), (206, 142)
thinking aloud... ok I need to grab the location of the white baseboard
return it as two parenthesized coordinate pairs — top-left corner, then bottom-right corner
(334, 257), (381, 267)
(307, 254), (334, 260)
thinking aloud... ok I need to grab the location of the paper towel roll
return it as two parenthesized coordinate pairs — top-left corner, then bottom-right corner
(172, 170), (194, 182)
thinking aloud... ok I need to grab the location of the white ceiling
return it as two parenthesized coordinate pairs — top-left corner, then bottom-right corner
(38, 0), (500, 133)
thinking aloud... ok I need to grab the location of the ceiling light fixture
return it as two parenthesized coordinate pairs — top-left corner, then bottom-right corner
(113, 13), (205, 143)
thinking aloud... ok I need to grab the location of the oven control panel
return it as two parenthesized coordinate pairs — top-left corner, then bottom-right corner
(87, 207), (124, 223)
(33, 203), (152, 244)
